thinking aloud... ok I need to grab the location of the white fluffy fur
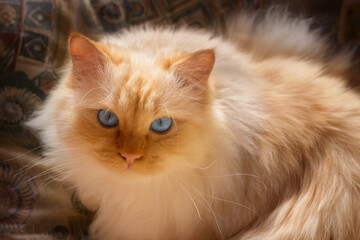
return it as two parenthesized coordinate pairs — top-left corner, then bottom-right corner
(28, 9), (358, 240)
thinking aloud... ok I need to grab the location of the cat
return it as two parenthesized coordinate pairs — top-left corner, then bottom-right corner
(28, 8), (360, 240)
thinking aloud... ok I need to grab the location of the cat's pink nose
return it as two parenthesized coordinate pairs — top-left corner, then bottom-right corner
(120, 153), (142, 167)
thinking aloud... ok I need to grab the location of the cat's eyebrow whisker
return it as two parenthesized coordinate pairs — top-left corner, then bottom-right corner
(77, 98), (101, 107)
(106, 105), (112, 112)
(174, 88), (201, 101)
(77, 87), (105, 106)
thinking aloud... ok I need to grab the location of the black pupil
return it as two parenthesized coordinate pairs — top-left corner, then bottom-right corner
(106, 112), (111, 121)
(101, 112), (110, 122)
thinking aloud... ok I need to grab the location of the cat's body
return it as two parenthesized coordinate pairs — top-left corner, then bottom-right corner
(28, 9), (360, 240)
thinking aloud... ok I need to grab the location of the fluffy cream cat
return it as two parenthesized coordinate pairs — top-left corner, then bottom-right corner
(28, 9), (360, 240)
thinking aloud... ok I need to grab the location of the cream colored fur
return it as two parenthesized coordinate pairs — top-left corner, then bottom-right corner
(28, 9), (360, 240)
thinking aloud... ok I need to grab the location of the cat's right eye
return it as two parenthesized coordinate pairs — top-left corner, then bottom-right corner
(97, 109), (119, 128)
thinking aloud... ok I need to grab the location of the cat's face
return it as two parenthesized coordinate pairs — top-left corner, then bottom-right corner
(63, 33), (215, 176)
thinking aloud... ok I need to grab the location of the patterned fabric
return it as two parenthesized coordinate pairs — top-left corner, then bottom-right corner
(0, 0), (66, 150)
(0, 0), (264, 238)
(0, 145), (93, 239)
(340, 0), (360, 44)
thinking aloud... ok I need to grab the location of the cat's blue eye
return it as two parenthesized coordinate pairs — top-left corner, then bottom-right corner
(97, 109), (118, 128)
(150, 118), (173, 134)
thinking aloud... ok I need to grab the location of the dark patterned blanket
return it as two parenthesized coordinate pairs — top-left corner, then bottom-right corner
(1, 0), (359, 238)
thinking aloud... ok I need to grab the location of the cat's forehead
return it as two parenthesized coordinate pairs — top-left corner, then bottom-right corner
(108, 57), (171, 116)
(98, 42), (187, 119)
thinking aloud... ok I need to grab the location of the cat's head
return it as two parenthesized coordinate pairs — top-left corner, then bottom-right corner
(61, 33), (217, 176)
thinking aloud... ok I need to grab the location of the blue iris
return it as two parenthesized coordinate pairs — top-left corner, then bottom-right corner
(150, 118), (173, 133)
(97, 109), (118, 128)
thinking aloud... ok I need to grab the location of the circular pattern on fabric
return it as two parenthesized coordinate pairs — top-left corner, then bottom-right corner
(0, 162), (37, 233)
(128, 1), (144, 18)
(0, 87), (41, 124)
(50, 225), (70, 239)
(91, 0), (126, 31)
(71, 192), (93, 216)
(100, 2), (123, 24)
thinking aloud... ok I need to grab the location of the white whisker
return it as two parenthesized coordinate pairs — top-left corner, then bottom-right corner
(211, 195), (258, 216)
(178, 181), (202, 221)
(1, 145), (44, 162)
(187, 159), (217, 170)
(209, 173), (260, 179)
(77, 87), (104, 106)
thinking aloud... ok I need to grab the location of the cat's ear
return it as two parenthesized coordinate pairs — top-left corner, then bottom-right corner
(69, 33), (107, 88)
(171, 49), (215, 93)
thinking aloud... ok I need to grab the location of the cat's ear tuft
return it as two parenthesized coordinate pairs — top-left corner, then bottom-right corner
(171, 49), (215, 92)
(69, 33), (106, 84)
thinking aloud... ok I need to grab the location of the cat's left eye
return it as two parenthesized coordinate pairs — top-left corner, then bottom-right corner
(97, 109), (119, 128)
(150, 118), (173, 134)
